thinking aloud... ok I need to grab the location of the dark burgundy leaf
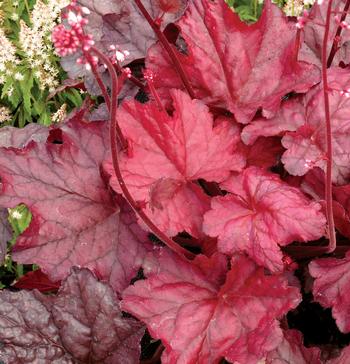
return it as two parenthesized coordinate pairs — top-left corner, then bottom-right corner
(0, 268), (144, 363)
(13, 269), (61, 292)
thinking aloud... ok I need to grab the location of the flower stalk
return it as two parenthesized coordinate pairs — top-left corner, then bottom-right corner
(322, 0), (336, 253)
(89, 46), (195, 260)
(134, 0), (195, 99)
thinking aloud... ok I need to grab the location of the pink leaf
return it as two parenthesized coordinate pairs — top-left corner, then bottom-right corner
(309, 250), (350, 333)
(302, 168), (350, 239)
(0, 118), (148, 294)
(104, 90), (244, 237)
(122, 248), (301, 364)
(0, 268), (144, 363)
(146, 0), (319, 123)
(282, 68), (350, 185)
(265, 329), (322, 364)
(203, 167), (326, 272)
(241, 96), (306, 145)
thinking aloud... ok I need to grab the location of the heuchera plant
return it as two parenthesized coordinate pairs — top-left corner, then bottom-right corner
(3, 0), (350, 362)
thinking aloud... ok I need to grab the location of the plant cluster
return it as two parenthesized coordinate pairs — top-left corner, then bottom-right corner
(2, 0), (350, 363)
(0, 0), (83, 127)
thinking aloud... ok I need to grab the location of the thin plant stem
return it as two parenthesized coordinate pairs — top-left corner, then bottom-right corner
(147, 78), (166, 112)
(134, 0), (196, 99)
(114, 62), (145, 90)
(327, 0), (350, 67)
(321, 0), (337, 253)
(90, 47), (127, 149)
(89, 47), (195, 260)
(85, 53), (111, 110)
(294, 28), (302, 62)
(24, 0), (30, 16)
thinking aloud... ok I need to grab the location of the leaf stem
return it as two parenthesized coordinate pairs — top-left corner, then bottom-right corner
(134, 0), (196, 99)
(90, 47), (127, 149)
(89, 47), (195, 260)
(322, 0), (336, 253)
(293, 28), (301, 62)
(327, 0), (350, 67)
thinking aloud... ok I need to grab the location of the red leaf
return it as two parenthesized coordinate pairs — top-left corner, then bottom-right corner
(309, 251), (350, 333)
(156, 0), (184, 14)
(0, 119), (149, 294)
(240, 136), (284, 169)
(104, 90), (244, 237)
(122, 249), (301, 364)
(282, 68), (350, 185)
(146, 0), (319, 123)
(241, 96), (306, 145)
(0, 268), (144, 363)
(14, 269), (61, 292)
(265, 329), (322, 364)
(203, 167), (326, 272)
(302, 168), (350, 239)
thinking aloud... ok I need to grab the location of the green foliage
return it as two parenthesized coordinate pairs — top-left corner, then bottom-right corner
(225, 0), (263, 22)
(0, 205), (33, 288)
(0, 0), (83, 127)
(0, 0), (81, 288)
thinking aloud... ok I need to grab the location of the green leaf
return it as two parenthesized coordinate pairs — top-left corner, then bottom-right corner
(8, 204), (32, 238)
(19, 72), (34, 114)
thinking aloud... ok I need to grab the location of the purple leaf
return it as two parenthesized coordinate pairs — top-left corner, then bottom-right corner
(0, 268), (144, 363)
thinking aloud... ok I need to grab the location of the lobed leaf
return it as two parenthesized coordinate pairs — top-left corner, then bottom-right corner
(309, 251), (350, 334)
(203, 167), (326, 272)
(0, 268), (144, 363)
(282, 68), (350, 185)
(122, 248), (301, 364)
(0, 117), (149, 294)
(147, 0), (319, 123)
(104, 89), (244, 237)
